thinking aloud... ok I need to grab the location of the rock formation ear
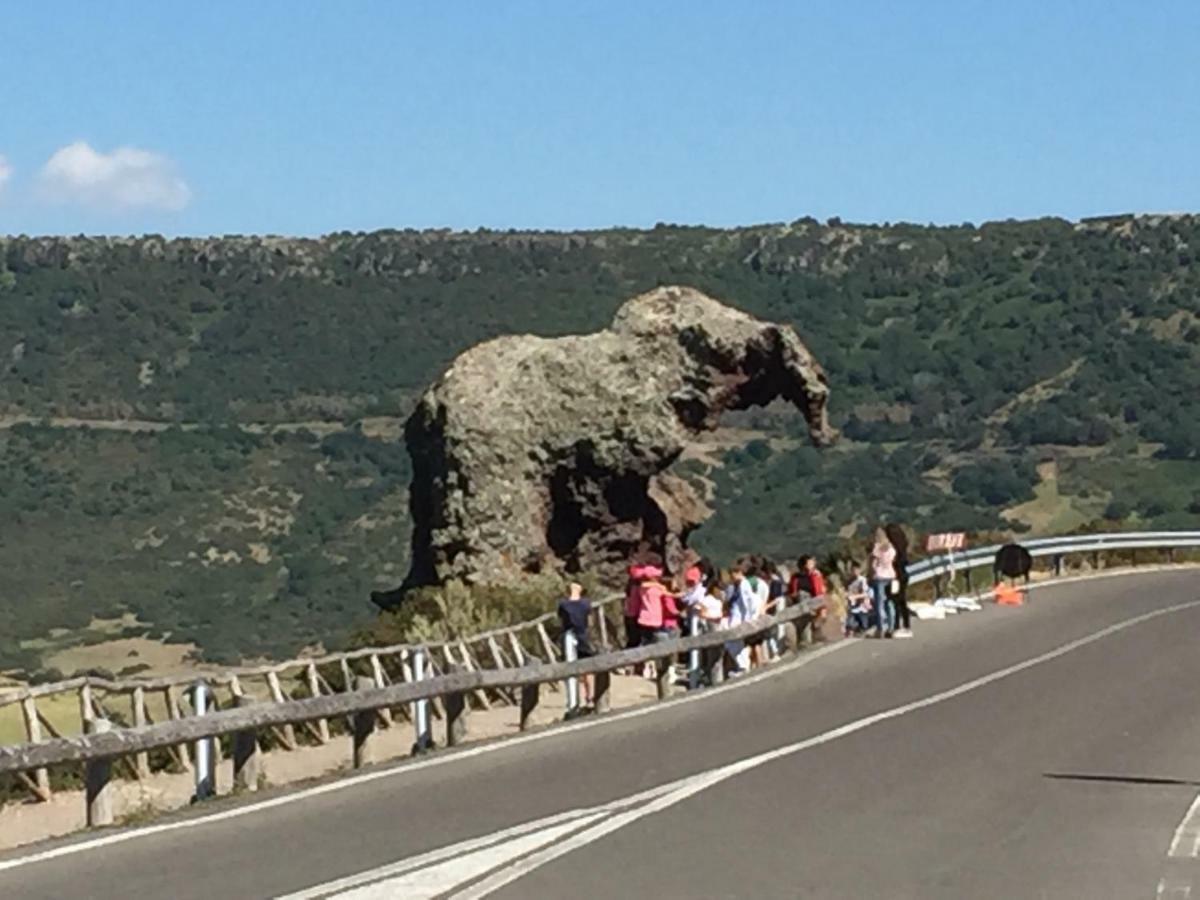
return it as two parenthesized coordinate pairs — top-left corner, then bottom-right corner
(388, 285), (834, 604)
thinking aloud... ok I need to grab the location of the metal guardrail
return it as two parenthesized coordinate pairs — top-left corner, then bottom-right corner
(908, 531), (1200, 585)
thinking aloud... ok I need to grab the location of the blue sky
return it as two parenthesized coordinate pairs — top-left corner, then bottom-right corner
(1, 1), (1197, 236)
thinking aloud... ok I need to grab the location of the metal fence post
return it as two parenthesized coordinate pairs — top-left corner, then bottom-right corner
(687, 609), (702, 690)
(192, 681), (215, 802)
(563, 631), (579, 715)
(411, 647), (433, 755)
(1053, 554), (1064, 577)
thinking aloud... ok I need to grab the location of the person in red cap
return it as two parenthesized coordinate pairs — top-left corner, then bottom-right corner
(680, 566), (708, 625)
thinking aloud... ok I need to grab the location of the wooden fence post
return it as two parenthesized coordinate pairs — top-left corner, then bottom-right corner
(536, 623), (558, 662)
(704, 646), (725, 686)
(132, 686), (150, 780)
(307, 662), (331, 743)
(79, 683), (95, 727)
(232, 695), (261, 792)
(20, 697), (52, 801)
(508, 632), (527, 667)
(84, 718), (114, 827)
(519, 683), (539, 731)
(369, 655), (394, 726)
(266, 670), (298, 750)
(352, 676), (378, 768)
(593, 670), (611, 713)
(655, 659), (673, 700)
(165, 685), (192, 772)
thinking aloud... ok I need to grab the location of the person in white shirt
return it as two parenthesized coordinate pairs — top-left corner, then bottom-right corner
(742, 562), (772, 668)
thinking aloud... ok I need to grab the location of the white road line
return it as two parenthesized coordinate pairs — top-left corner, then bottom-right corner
(275, 778), (691, 900)
(1168, 794), (1200, 858)
(284, 597), (1200, 900)
(336, 813), (608, 900)
(0, 640), (852, 874)
(275, 808), (601, 900)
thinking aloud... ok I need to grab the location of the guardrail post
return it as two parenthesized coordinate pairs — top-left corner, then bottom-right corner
(411, 647), (433, 755)
(519, 683), (539, 731)
(593, 670), (611, 713)
(1168, 548), (1176, 564)
(704, 644), (725, 686)
(84, 718), (114, 827)
(563, 631), (580, 716)
(192, 681), (215, 802)
(1053, 554), (1064, 577)
(444, 668), (469, 747)
(964, 567), (973, 593)
(688, 609), (702, 690)
(233, 695), (261, 791)
(352, 676), (379, 767)
(781, 620), (799, 655)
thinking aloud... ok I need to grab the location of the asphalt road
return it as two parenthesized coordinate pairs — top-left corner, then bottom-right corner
(3, 569), (1199, 899)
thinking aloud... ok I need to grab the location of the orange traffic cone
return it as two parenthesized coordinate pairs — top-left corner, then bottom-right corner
(994, 583), (1025, 606)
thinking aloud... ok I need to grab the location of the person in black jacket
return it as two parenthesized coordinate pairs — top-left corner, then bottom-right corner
(885, 523), (913, 638)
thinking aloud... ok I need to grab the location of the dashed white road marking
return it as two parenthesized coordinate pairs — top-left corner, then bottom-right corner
(285, 597), (1200, 899)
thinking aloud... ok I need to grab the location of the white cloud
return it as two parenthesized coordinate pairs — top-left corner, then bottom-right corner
(39, 141), (191, 212)
(0, 155), (12, 196)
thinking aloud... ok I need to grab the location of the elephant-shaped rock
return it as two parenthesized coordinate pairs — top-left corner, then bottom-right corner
(399, 285), (834, 594)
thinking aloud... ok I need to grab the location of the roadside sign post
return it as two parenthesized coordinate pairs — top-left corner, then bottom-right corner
(926, 533), (967, 598)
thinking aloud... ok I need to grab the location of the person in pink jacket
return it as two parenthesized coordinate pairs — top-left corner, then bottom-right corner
(623, 564), (646, 650)
(869, 527), (897, 638)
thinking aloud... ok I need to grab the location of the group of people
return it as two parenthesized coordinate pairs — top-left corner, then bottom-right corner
(844, 527), (913, 638)
(554, 525), (915, 703)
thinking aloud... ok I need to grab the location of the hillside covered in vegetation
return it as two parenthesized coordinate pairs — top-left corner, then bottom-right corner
(2, 214), (1198, 673)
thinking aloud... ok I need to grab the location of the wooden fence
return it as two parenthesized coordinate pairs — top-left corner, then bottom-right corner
(0, 594), (639, 803)
(0, 599), (822, 827)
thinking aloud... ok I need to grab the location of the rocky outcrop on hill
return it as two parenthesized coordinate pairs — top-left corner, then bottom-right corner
(397, 285), (834, 594)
